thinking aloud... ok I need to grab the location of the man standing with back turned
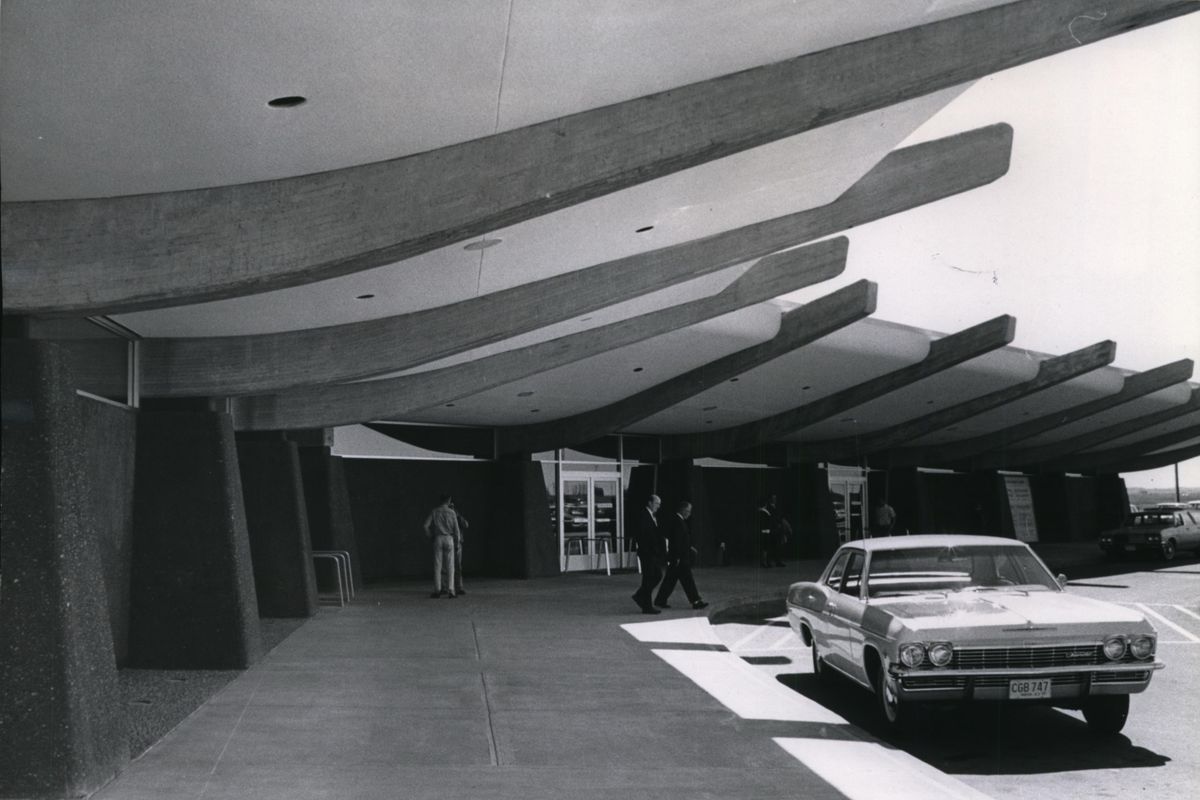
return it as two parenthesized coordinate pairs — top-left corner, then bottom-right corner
(423, 494), (460, 598)
(631, 494), (664, 614)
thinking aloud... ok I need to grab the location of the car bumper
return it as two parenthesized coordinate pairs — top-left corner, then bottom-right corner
(889, 661), (1164, 702)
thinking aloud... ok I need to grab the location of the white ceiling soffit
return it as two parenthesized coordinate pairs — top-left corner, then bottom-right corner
(0, 0), (1006, 201)
(398, 303), (784, 428)
(627, 317), (935, 434)
(108, 87), (964, 338)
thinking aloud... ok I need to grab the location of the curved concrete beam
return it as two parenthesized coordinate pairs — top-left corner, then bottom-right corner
(1060, 422), (1200, 473)
(6, 1), (1192, 315)
(808, 340), (1118, 463)
(898, 359), (1197, 468)
(230, 239), (848, 430)
(140, 125), (1013, 397)
(1033, 388), (1200, 470)
(1090, 441), (1200, 475)
(658, 315), (1016, 460)
(494, 280), (878, 455)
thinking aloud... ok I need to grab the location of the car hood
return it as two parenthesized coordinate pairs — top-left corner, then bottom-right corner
(870, 590), (1147, 635)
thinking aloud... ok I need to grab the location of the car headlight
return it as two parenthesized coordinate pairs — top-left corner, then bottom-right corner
(927, 642), (954, 667)
(1102, 635), (1127, 661)
(899, 643), (926, 668)
(1129, 635), (1156, 660)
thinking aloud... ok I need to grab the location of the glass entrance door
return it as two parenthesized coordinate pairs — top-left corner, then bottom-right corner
(829, 476), (867, 542)
(560, 472), (621, 572)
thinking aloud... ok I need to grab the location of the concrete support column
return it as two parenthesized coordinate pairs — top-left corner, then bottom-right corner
(129, 411), (262, 668)
(967, 470), (1005, 537)
(298, 446), (362, 589)
(1, 340), (128, 798)
(1030, 473), (1071, 543)
(1096, 473), (1131, 532)
(795, 464), (839, 558)
(494, 459), (557, 578)
(883, 467), (926, 535)
(236, 439), (318, 618)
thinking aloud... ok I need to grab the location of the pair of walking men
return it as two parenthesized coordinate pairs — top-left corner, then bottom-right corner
(631, 494), (708, 614)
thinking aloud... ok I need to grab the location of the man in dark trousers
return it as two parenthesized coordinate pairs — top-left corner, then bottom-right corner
(631, 494), (664, 614)
(654, 501), (708, 610)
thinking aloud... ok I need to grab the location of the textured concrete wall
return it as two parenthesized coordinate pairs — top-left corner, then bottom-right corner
(1, 341), (129, 798)
(79, 399), (138, 665)
(129, 411), (262, 669)
(236, 439), (318, 618)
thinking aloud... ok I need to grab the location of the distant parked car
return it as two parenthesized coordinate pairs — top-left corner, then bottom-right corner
(1099, 507), (1200, 560)
(786, 535), (1163, 734)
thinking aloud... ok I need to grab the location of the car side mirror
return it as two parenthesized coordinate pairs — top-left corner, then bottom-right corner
(1056, 573), (1068, 589)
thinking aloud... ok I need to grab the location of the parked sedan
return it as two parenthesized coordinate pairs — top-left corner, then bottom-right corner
(1099, 507), (1200, 560)
(786, 535), (1163, 734)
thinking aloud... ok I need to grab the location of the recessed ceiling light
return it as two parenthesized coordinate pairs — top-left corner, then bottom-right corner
(729, 378), (739, 383)
(530, 409), (540, 414)
(267, 95), (306, 108)
(801, 385), (811, 391)
(703, 406), (717, 411)
(633, 367), (643, 372)
(355, 293), (375, 300)
(840, 417), (856, 423)
(926, 400), (935, 405)
(517, 391), (534, 397)
(463, 237), (503, 251)
(635, 225), (655, 233)
(946, 426), (958, 431)
(705, 420), (713, 425)
(444, 403), (455, 408)
(580, 317), (592, 322)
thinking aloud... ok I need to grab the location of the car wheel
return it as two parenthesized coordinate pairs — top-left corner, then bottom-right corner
(1162, 538), (1177, 561)
(811, 640), (827, 680)
(1082, 694), (1129, 735)
(874, 669), (911, 731)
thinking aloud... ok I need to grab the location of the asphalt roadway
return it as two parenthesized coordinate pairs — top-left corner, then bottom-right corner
(87, 544), (1198, 800)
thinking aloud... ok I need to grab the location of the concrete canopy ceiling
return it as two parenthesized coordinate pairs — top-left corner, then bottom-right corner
(2, 0), (1197, 476)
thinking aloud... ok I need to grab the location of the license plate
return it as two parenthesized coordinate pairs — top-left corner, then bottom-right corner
(1124, 545), (1137, 551)
(1009, 678), (1052, 699)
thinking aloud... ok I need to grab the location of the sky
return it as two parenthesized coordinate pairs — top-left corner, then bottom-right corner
(786, 13), (1199, 489)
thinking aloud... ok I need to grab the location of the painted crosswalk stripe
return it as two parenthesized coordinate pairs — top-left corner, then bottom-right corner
(652, 648), (843, 723)
(774, 738), (995, 800)
(1135, 603), (1200, 643)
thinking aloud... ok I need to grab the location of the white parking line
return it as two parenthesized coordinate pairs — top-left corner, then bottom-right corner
(1134, 603), (1200, 643)
(1173, 605), (1200, 622)
(775, 739), (995, 800)
(621, 616), (724, 645)
(652, 648), (843, 723)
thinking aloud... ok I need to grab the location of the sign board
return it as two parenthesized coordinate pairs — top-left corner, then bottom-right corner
(1003, 475), (1038, 542)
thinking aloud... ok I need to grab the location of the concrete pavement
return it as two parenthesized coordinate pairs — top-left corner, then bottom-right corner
(89, 543), (1108, 800)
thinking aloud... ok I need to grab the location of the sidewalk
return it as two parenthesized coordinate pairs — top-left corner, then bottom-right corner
(91, 562), (832, 800)
(89, 543), (1109, 799)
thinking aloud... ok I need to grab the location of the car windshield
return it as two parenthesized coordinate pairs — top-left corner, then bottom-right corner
(866, 544), (1059, 598)
(1132, 513), (1175, 526)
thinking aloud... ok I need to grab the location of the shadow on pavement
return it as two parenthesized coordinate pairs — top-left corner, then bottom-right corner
(776, 671), (1170, 775)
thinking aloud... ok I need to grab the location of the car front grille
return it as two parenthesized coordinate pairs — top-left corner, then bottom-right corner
(952, 645), (1104, 669)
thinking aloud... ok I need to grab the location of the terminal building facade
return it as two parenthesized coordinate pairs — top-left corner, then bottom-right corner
(2, 2), (1198, 796)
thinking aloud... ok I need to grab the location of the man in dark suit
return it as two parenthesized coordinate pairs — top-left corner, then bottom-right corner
(631, 494), (664, 614)
(654, 501), (708, 610)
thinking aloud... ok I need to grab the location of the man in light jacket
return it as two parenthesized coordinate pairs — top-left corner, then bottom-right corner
(424, 494), (460, 598)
